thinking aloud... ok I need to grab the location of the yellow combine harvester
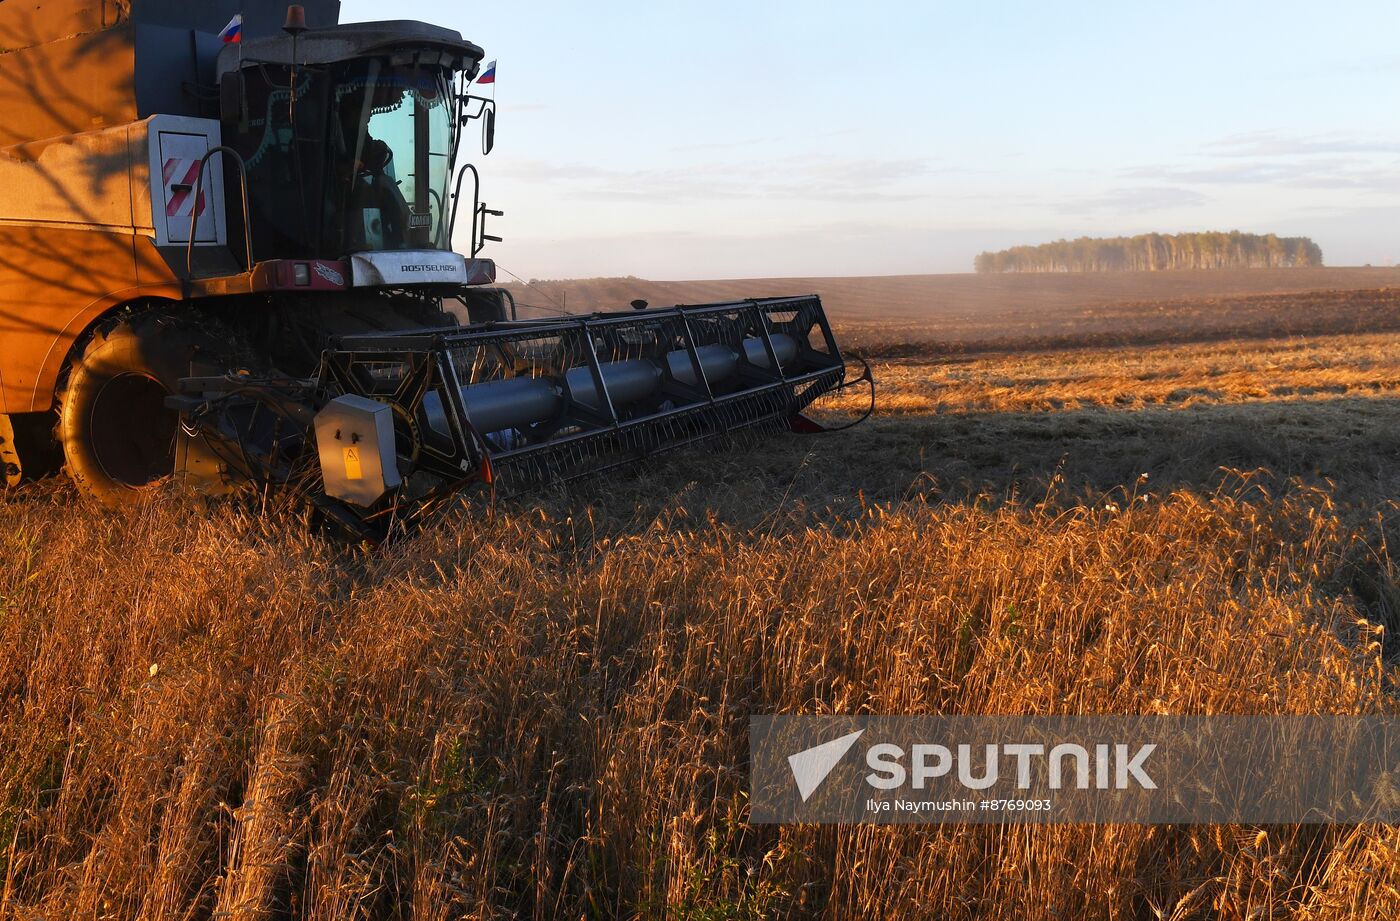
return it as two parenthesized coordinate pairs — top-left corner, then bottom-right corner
(0, 2), (869, 537)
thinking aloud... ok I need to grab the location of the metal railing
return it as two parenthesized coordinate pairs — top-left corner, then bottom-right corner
(185, 146), (254, 280)
(447, 163), (502, 257)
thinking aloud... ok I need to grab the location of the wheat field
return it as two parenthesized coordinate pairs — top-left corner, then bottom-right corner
(3, 282), (1400, 919)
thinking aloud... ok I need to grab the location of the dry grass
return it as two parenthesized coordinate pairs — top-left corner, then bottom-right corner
(864, 331), (1400, 416)
(5, 288), (1400, 919)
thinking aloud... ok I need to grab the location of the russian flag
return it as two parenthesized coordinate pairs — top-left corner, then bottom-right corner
(219, 14), (244, 44)
(477, 60), (496, 85)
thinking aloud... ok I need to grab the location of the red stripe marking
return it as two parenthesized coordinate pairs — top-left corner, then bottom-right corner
(166, 161), (204, 217)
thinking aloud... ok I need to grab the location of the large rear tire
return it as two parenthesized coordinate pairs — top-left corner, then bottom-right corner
(58, 315), (216, 507)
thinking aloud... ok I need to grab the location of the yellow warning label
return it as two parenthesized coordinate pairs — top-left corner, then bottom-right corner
(343, 446), (363, 481)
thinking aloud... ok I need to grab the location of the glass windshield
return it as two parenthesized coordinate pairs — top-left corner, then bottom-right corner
(233, 65), (329, 261)
(328, 60), (456, 253)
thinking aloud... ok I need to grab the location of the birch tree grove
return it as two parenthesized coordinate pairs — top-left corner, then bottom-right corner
(974, 232), (1323, 273)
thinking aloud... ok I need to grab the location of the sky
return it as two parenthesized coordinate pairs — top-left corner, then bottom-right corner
(339, 0), (1400, 280)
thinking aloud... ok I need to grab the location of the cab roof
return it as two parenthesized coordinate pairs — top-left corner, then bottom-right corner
(217, 20), (484, 78)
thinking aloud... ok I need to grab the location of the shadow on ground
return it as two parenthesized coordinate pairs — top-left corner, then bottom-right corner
(6, 393), (1399, 544)
(540, 395), (1400, 536)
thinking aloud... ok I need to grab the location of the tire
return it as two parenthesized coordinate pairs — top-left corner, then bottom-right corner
(458, 288), (509, 325)
(57, 314), (219, 507)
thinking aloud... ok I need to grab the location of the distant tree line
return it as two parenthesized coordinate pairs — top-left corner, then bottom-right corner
(974, 232), (1324, 273)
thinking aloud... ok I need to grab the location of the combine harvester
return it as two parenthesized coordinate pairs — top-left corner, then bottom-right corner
(0, 1), (871, 537)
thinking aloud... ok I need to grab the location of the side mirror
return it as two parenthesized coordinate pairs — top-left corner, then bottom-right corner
(482, 106), (496, 156)
(219, 72), (247, 129)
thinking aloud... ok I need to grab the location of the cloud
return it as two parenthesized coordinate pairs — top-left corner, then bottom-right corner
(1119, 129), (1400, 196)
(1201, 131), (1400, 158)
(492, 154), (940, 202)
(1056, 186), (1209, 214)
(1123, 158), (1400, 193)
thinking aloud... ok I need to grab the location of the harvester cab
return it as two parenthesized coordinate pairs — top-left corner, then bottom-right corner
(0, 1), (872, 538)
(213, 13), (497, 280)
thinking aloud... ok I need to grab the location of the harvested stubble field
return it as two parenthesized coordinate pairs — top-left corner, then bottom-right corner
(4, 276), (1400, 919)
(509, 265), (1400, 338)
